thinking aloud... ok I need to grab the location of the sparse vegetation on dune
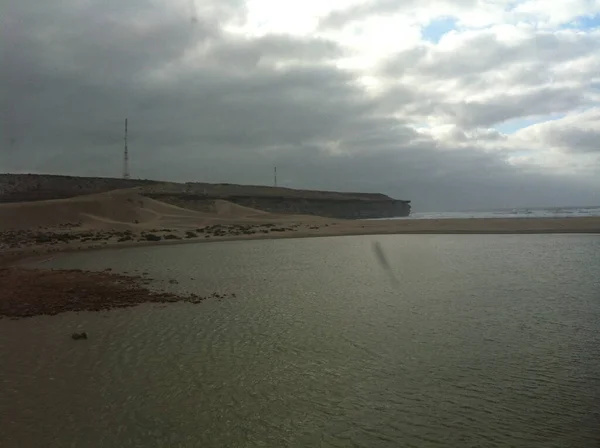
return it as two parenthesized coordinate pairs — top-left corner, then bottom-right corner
(0, 222), (316, 257)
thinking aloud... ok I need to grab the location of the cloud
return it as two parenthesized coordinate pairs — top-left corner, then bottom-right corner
(512, 0), (600, 26)
(383, 27), (600, 79)
(319, 0), (482, 30)
(377, 25), (600, 129)
(320, 0), (600, 29)
(1, 0), (599, 211)
(517, 108), (600, 154)
(208, 34), (345, 66)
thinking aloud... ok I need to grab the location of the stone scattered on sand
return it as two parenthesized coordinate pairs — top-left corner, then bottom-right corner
(71, 332), (88, 340)
(144, 233), (161, 242)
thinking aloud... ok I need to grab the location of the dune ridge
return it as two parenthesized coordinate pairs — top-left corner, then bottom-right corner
(0, 189), (298, 232)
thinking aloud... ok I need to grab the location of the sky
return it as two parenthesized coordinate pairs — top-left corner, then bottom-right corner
(1, 0), (599, 211)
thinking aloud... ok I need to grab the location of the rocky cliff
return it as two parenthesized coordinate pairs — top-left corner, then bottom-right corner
(0, 174), (411, 219)
(147, 193), (410, 219)
(0, 174), (160, 203)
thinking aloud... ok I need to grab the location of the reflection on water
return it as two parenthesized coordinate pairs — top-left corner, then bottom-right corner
(2, 235), (600, 447)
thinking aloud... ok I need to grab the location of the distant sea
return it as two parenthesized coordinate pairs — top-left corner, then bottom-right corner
(396, 206), (600, 220)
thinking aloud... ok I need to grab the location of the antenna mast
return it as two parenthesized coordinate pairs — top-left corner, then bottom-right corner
(123, 118), (130, 179)
(274, 166), (277, 187)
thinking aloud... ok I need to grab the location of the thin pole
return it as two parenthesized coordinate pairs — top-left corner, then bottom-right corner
(123, 118), (130, 179)
(274, 166), (277, 187)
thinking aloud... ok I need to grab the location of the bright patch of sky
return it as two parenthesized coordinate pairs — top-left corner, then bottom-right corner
(560, 13), (600, 29)
(226, 0), (354, 36)
(496, 114), (567, 134)
(421, 17), (458, 43)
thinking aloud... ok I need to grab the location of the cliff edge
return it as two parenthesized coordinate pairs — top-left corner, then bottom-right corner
(0, 174), (411, 219)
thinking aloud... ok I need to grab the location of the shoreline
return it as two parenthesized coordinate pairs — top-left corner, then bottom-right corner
(2, 215), (599, 319)
(3, 216), (600, 268)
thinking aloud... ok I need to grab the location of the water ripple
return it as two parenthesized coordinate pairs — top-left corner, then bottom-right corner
(2, 235), (600, 447)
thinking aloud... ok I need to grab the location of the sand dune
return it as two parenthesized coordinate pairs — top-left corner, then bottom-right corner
(0, 189), (277, 232)
(212, 199), (270, 217)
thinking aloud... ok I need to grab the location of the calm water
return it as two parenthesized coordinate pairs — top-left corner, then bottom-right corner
(1, 235), (600, 447)
(390, 206), (600, 220)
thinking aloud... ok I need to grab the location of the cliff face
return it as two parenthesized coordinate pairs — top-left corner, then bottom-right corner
(0, 174), (411, 219)
(141, 182), (411, 218)
(145, 194), (410, 219)
(0, 174), (159, 203)
(247, 198), (410, 219)
(228, 196), (410, 219)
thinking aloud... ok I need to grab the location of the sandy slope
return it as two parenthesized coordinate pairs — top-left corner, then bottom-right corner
(211, 199), (270, 217)
(0, 189), (299, 232)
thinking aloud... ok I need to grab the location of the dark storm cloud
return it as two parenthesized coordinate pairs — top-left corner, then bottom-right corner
(250, 140), (599, 211)
(205, 34), (345, 67)
(442, 87), (585, 128)
(1, 0), (598, 211)
(554, 128), (600, 153)
(540, 124), (600, 154)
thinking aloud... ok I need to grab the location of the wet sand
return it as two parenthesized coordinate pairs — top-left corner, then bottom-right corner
(0, 267), (233, 319)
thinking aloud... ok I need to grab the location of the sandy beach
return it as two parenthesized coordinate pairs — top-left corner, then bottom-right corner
(2, 213), (600, 263)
